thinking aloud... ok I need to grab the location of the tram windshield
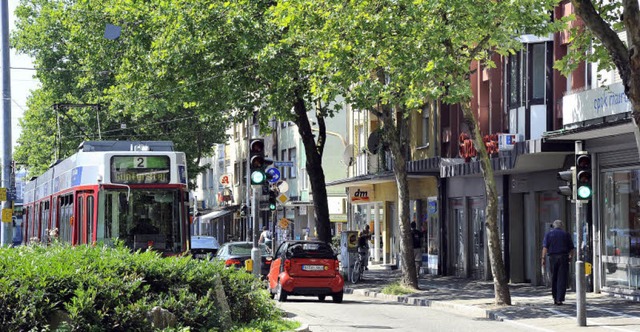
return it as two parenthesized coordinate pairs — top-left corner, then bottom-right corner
(103, 189), (183, 253)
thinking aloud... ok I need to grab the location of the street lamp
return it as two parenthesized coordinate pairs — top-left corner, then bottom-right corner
(311, 127), (347, 148)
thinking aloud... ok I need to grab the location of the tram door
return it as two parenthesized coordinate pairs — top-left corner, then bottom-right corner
(75, 191), (96, 244)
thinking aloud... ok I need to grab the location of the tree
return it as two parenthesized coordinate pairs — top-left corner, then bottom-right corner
(270, 0), (563, 302)
(13, 0), (337, 243)
(12, 0), (230, 183)
(559, 1), (640, 122)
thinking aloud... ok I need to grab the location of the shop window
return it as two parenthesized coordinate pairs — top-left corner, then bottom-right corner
(602, 170), (640, 290)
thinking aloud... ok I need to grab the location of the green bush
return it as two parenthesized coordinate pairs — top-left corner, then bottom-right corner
(381, 281), (415, 295)
(0, 242), (286, 331)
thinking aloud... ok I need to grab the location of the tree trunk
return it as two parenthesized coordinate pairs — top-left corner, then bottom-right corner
(292, 93), (332, 243)
(461, 102), (511, 305)
(380, 106), (419, 289)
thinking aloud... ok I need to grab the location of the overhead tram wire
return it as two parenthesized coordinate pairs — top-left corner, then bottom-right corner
(10, 63), (254, 105)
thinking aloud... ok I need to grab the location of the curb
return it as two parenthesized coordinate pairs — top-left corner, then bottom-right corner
(346, 287), (496, 320)
(294, 324), (310, 332)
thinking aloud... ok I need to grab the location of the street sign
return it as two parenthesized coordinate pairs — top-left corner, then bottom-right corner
(219, 174), (232, 186)
(0, 188), (5, 201)
(274, 161), (294, 167)
(278, 217), (290, 229)
(1, 208), (12, 223)
(277, 181), (289, 193)
(266, 167), (281, 183)
(277, 193), (289, 204)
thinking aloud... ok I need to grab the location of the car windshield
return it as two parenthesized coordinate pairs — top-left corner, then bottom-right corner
(287, 242), (335, 258)
(228, 243), (270, 256)
(191, 236), (219, 249)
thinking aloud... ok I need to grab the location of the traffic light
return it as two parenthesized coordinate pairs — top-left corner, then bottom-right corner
(268, 190), (277, 211)
(557, 167), (576, 200)
(575, 152), (592, 200)
(249, 139), (266, 185)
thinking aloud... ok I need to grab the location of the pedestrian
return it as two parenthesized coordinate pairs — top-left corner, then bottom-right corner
(411, 222), (423, 277)
(259, 225), (272, 247)
(541, 219), (575, 305)
(358, 225), (372, 270)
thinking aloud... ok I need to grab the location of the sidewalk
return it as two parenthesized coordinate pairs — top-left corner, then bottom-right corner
(342, 264), (640, 331)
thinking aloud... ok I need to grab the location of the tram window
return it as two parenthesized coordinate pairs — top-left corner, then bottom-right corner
(40, 202), (46, 241)
(52, 198), (58, 236)
(119, 193), (128, 211)
(87, 196), (94, 244)
(77, 196), (84, 244)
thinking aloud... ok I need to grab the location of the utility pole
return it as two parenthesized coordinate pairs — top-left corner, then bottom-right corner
(0, 0), (13, 246)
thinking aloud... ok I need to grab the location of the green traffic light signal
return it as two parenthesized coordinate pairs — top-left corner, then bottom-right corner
(268, 190), (277, 211)
(577, 185), (592, 200)
(250, 170), (266, 185)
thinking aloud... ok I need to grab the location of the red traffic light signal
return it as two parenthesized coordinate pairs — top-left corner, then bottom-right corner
(249, 139), (265, 170)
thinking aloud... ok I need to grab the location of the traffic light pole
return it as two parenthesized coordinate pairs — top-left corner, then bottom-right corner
(575, 140), (586, 326)
(251, 184), (262, 277)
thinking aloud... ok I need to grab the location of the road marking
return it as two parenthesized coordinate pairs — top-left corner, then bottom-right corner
(590, 306), (640, 320)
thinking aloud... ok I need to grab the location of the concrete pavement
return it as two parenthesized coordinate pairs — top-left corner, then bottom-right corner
(340, 264), (640, 331)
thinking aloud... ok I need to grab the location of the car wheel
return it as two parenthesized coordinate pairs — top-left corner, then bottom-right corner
(332, 291), (343, 303)
(318, 295), (326, 302)
(275, 282), (288, 302)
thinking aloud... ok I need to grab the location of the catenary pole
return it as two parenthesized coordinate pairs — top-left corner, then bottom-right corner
(0, 0), (13, 246)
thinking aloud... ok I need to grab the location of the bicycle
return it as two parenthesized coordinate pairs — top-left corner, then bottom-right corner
(350, 249), (367, 284)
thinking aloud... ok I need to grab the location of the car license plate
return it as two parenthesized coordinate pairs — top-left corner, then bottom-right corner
(194, 254), (209, 259)
(302, 265), (324, 271)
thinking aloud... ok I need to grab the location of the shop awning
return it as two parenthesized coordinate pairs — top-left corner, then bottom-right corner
(200, 209), (234, 222)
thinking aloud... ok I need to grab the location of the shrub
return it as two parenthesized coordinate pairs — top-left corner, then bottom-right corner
(0, 242), (285, 331)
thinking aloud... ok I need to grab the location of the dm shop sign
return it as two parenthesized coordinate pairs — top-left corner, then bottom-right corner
(350, 186), (373, 203)
(562, 82), (631, 126)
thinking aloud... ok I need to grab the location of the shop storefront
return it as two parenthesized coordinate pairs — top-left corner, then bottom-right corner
(601, 168), (640, 291)
(410, 197), (440, 274)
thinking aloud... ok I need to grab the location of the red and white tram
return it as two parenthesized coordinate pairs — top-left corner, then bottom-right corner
(23, 141), (190, 255)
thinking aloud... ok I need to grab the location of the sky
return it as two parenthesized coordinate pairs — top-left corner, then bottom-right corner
(8, 1), (40, 149)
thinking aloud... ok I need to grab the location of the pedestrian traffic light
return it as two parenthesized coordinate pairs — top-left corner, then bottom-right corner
(249, 139), (266, 185)
(268, 190), (277, 211)
(557, 167), (576, 201)
(575, 152), (592, 200)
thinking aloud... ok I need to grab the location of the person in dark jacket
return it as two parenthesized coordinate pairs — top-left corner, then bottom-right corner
(411, 222), (423, 277)
(541, 219), (575, 305)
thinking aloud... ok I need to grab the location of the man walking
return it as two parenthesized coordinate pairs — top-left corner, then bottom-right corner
(411, 222), (423, 277)
(541, 219), (575, 305)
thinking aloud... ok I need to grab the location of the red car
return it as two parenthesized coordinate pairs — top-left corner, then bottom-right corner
(267, 240), (344, 303)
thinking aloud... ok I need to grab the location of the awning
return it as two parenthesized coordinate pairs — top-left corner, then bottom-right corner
(200, 209), (234, 222)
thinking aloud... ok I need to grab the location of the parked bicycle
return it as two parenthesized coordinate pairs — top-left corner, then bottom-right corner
(350, 250), (366, 284)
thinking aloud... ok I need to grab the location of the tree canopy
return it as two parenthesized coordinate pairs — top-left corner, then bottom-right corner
(268, 0), (563, 298)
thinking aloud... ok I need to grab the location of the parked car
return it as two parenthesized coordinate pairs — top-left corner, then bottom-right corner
(267, 240), (344, 303)
(190, 236), (220, 260)
(215, 241), (272, 278)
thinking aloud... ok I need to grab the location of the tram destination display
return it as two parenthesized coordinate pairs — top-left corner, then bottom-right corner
(111, 156), (171, 184)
